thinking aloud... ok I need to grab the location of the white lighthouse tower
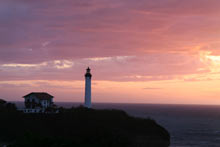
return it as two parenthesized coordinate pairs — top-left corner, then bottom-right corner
(84, 67), (92, 108)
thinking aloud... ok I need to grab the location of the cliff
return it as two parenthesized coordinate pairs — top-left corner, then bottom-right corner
(0, 101), (170, 147)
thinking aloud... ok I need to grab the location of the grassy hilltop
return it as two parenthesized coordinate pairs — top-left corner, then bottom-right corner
(0, 100), (170, 147)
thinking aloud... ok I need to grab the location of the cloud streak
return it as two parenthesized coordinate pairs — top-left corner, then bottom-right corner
(1, 0), (220, 63)
(1, 0), (220, 104)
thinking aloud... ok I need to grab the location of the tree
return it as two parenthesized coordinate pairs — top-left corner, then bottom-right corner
(0, 99), (6, 105)
(0, 99), (17, 112)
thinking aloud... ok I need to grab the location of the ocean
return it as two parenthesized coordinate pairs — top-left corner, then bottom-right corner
(15, 102), (220, 147)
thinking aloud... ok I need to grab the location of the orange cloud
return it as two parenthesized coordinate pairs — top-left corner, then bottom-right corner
(1, 0), (220, 104)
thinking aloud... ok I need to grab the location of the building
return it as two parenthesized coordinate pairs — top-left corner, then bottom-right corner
(22, 92), (54, 113)
(84, 67), (92, 108)
(21, 68), (92, 112)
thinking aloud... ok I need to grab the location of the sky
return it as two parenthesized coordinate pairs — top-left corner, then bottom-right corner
(1, 0), (220, 105)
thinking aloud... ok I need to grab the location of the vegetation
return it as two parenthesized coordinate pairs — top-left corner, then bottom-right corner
(0, 99), (17, 113)
(0, 100), (170, 147)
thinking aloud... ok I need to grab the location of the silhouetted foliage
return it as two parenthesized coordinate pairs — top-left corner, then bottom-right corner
(0, 101), (170, 147)
(0, 99), (17, 113)
(0, 99), (6, 105)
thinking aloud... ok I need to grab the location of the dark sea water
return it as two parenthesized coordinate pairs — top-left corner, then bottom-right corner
(15, 102), (220, 147)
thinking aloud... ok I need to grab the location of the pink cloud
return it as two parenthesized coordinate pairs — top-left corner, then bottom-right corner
(0, 52), (209, 82)
(0, 0), (218, 82)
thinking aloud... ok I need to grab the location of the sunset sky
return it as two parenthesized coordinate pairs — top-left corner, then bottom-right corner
(1, 0), (220, 105)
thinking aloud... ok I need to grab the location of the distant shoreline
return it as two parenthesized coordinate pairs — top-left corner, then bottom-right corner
(13, 101), (220, 108)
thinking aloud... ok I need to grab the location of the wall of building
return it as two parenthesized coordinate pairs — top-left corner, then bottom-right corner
(24, 95), (53, 109)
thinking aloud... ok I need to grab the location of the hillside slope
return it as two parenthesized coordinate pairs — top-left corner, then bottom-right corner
(0, 102), (170, 147)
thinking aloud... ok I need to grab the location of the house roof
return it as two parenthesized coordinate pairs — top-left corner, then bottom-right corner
(23, 92), (54, 100)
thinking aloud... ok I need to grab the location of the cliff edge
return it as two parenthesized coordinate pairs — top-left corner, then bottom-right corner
(0, 101), (170, 147)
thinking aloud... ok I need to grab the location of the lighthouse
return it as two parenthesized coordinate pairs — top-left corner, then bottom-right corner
(84, 67), (92, 108)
